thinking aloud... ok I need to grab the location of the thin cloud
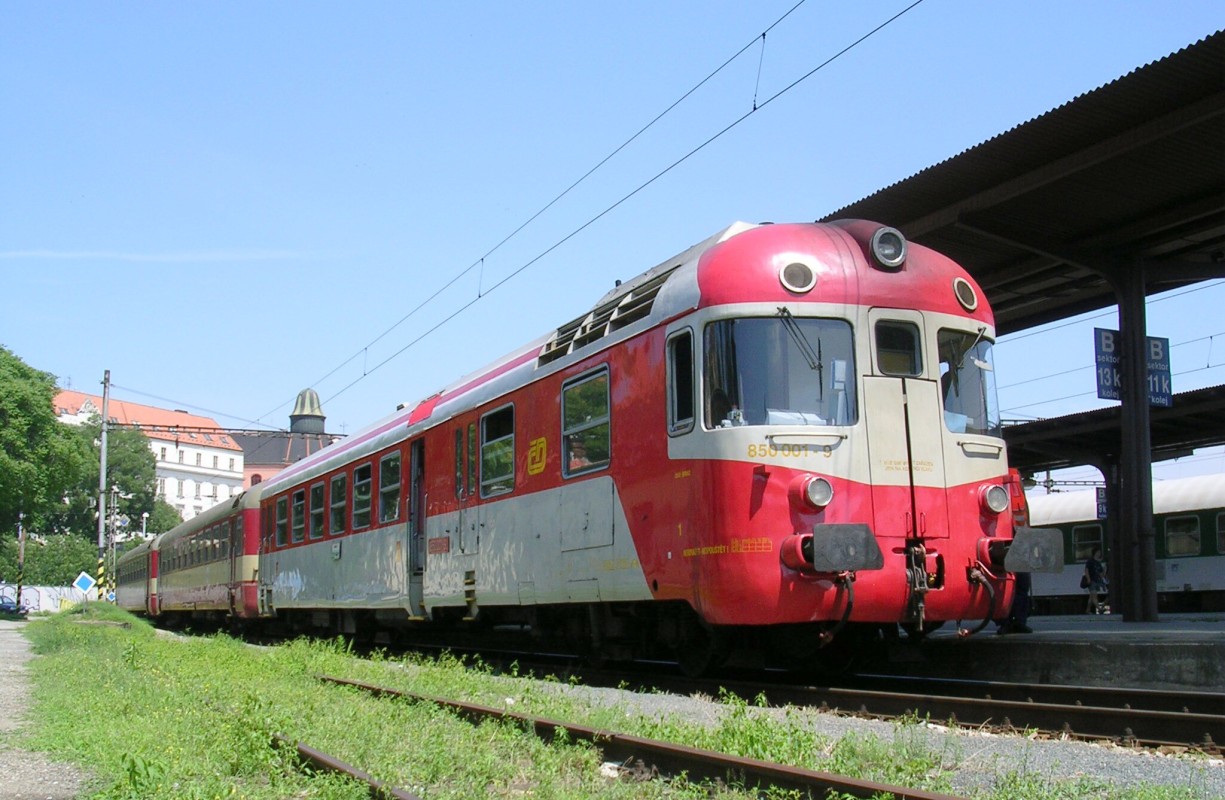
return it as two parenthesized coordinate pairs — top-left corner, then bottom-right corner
(0, 249), (311, 262)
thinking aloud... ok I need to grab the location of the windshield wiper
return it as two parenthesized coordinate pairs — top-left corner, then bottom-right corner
(777, 308), (824, 399)
(951, 326), (988, 371)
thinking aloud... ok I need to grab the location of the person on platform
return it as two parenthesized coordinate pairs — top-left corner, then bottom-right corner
(1084, 548), (1108, 614)
(997, 572), (1033, 634)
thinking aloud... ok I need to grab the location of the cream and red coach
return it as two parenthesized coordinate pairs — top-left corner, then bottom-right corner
(130, 220), (1061, 669)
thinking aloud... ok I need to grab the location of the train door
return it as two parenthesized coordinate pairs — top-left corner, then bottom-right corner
(148, 546), (159, 616)
(863, 309), (950, 622)
(453, 421), (480, 554)
(404, 438), (427, 616)
(228, 517), (240, 616)
(409, 439), (426, 574)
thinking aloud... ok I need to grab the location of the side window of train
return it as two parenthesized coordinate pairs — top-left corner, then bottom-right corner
(291, 489), (306, 543)
(380, 452), (402, 523)
(875, 320), (922, 377)
(330, 474), (347, 535)
(309, 482), (325, 539)
(467, 422), (477, 497)
(353, 463), (373, 529)
(480, 405), (515, 498)
(454, 429), (464, 498)
(275, 496), (288, 547)
(1164, 515), (1201, 557)
(563, 368), (611, 477)
(667, 330), (695, 435)
(1072, 524), (1102, 561)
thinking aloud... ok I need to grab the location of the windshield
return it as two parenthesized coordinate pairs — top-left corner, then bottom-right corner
(938, 328), (1001, 437)
(703, 316), (856, 429)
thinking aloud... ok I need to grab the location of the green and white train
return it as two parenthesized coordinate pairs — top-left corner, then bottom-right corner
(1028, 473), (1225, 613)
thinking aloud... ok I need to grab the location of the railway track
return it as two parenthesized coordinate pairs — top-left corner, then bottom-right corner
(274, 734), (420, 799)
(399, 645), (1222, 750)
(191, 624), (1225, 750)
(254, 626), (1223, 750)
(560, 664), (1225, 750)
(317, 674), (965, 800)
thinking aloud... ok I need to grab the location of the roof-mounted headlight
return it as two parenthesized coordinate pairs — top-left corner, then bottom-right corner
(779, 261), (817, 294)
(870, 226), (907, 270)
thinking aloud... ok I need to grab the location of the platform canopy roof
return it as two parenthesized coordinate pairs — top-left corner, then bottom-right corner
(819, 31), (1225, 476)
(1001, 384), (1225, 475)
(819, 30), (1225, 336)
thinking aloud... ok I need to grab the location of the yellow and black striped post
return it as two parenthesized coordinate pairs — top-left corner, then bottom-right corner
(15, 512), (26, 613)
(96, 552), (107, 603)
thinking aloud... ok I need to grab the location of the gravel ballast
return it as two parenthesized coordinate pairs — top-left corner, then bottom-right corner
(0, 620), (91, 800)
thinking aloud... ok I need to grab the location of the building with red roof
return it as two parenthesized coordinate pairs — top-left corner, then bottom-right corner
(55, 390), (245, 521)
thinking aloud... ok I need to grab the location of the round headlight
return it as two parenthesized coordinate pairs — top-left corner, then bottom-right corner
(870, 226), (907, 270)
(805, 476), (834, 508)
(982, 484), (1010, 515)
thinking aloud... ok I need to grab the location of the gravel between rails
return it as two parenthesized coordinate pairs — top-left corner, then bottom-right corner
(0, 619), (91, 800)
(534, 678), (1225, 798)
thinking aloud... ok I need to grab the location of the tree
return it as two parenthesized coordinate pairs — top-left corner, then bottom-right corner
(47, 422), (162, 539)
(0, 534), (96, 586)
(148, 499), (183, 535)
(0, 346), (90, 533)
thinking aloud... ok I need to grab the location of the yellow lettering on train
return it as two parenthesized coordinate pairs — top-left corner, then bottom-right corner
(682, 538), (773, 558)
(527, 437), (547, 475)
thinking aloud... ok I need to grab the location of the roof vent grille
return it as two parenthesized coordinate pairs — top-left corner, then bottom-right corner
(538, 267), (678, 365)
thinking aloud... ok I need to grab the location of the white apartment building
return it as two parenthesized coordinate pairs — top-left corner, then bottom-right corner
(55, 390), (244, 521)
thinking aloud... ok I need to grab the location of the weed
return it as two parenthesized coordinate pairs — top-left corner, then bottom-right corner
(16, 607), (1214, 800)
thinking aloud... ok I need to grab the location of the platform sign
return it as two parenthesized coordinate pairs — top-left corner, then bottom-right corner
(1096, 487), (1107, 520)
(1093, 329), (1172, 407)
(1146, 336), (1173, 406)
(72, 571), (97, 595)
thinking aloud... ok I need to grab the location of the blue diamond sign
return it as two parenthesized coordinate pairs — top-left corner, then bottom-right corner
(73, 571), (97, 595)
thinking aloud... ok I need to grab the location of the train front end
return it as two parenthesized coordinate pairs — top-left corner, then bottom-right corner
(659, 220), (1059, 648)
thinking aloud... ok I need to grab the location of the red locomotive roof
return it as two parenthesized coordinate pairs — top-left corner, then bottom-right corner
(695, 221), (994, 325)
(261, 219), (996, 496)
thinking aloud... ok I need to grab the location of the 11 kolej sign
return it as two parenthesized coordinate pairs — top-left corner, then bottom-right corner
(1094, 328), (1172, 407)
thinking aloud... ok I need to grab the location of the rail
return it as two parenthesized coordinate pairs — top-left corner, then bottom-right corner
(317, 675), (966, 800)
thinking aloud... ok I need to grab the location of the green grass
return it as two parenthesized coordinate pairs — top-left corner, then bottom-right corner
(15, 604), (1217, 799)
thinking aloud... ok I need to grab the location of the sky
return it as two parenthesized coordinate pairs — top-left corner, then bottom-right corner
(2, 1), (1222, 489)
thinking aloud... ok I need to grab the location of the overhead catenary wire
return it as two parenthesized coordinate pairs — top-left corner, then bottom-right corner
(1002, 360), (1224, 414)
(110, 384), (286, 432)
(259, 0), (814, 422)
(996, 279), (1225, 346)
(312, 0), (929, 410)
(997, 330), (1225, 391)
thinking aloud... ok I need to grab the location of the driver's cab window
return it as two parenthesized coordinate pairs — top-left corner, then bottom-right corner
(875, 321), (922, 377)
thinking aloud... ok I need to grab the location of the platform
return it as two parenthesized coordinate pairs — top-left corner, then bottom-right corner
(887, 613), (1225, 691)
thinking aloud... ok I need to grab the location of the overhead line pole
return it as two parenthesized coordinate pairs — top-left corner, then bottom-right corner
(96, 370), (110, 603)
(16, 512), (25, 614)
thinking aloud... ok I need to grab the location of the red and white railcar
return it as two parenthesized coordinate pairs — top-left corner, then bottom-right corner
(149, 487), (264, 623)
(251, 220), (1058, 667)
